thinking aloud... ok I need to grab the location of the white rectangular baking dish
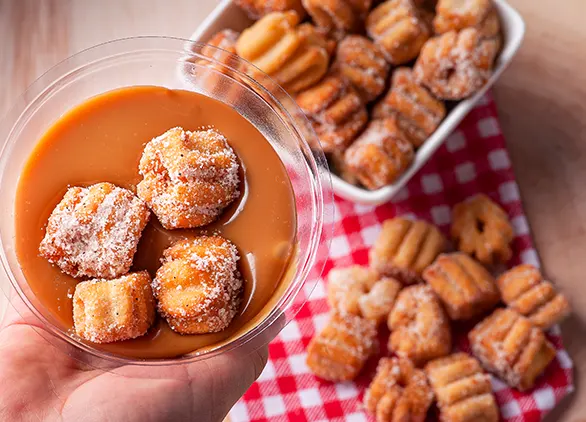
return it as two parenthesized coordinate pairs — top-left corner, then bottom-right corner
(189, 0), (525, 205)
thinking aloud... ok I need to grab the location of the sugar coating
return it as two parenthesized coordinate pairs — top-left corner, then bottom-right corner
(39, 182), (150, 279)
(434, 0), (499, 37)
(306, 311), (377, 382)
(366, 0), (430, 65)
(425, 353), (499, 422)
(327, 265), (379, 316)
(234, 0), (306, 20)
(154, 235), (243, 334)
(388, 284), (452, 365)
(302, 0), (372, 39)
(468, 308), (557, 391)
(370, 216), (446, 284)
(364, 357), (433, 422)
(137, 127), (240, 229)
(73, 271), (156, 344)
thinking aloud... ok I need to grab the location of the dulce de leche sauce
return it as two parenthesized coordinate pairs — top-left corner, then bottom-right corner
(14, 86), (297, 359)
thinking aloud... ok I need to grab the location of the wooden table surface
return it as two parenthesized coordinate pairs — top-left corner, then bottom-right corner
(1, 0), (585, 420)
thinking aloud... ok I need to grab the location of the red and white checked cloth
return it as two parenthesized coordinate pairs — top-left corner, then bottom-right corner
(230, 94), (574, 422)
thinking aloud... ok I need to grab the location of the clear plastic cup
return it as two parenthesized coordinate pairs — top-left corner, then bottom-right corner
(0, 36), (333, 366)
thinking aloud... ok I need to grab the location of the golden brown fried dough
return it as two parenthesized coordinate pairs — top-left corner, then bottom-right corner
(302, 0), (373, 39)
(39, 182), (150, 279)
(469, 308), (557, 391)
(234, 0), (306, 20)
(433, 0), (500, 38)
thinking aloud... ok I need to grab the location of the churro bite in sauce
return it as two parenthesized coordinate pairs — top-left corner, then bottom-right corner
(154, 236), (243, 335)
(137, 126), (240, 230)
(39, 182), (150, 279)
(73, 271), (156, 344)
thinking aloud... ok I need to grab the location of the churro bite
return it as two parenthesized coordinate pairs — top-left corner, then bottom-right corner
(433, 0), (500, 38)
(372, 68), (446, 148)
(370, 217), (446, 284)
(39, 182), (150, 279)
(359, 277), (402, 325)
(423, 253), (500, 321)
(414, 28), (499, 100)
(425, 353), (499, 422)
(364, 357), (433, 422)
(235, 11), (330, 93)
(306, 311), (377, 381)
(333, 35), (390, 102)
(296, 73), (368, 153)
(234, 0), (306, 20)
(302, 0), (372, 39)
(73, 271), (156, 343)
(153, 236), (243, 334)
(137, 127), (240, 230)
(202, 29), (239, 65)
(388, 284), (452, 365)
(366, 0), (431, 65)
(469, 308), (557, 391)
(344, 117), (414, 190)
(329, 151), (359, 185)
(497, 264), (571, 331)
(451, 194), (514, 266)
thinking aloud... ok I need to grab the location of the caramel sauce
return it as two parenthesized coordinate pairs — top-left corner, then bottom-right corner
(14, 86), (296, 359)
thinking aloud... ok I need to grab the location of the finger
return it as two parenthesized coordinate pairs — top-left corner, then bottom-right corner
(0, 285), (43, 329)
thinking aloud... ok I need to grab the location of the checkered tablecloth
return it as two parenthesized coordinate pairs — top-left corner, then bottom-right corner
(230, 94), (574, 422)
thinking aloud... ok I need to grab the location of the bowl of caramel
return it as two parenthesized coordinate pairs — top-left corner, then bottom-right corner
(0, 37), (333, 364)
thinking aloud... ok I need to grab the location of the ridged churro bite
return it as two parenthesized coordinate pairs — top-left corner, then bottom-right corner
(433, 0), (500, 38)
(425, 353), (499, 422)
(306, 311), (377, 381)
(497, 264), (571, 331)
(372, 68), (446, 148)
(366, 0), (431, 65)
(73, 271), (156, 344)
(469, 308), (557, 391)
(451, 194), (514, 266)
(388, 284), (452, 365)
(364, 357), (433, 422)
(154, 236), (243, 334)
(302, 0), (372, 39)
(370, 217), (446, 284)
(234, 0), (306, 20)
(297, 73), (368, 153)
(202, 29), (239, 64)
(236, 11), (331, 93)
(414, 28), (499, 100)
(333, 35), (390, 102)
(327, 265), (401, 324)
(39, 182), (150, 279)
(344, 117), (414, 190)
(137, 127), (240, 230)
(423, 253), (500, 321)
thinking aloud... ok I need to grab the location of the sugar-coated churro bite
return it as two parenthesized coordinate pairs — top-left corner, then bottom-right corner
(366, 0), (430, 65)
(414, 28), (499, 100)
(154, 236), (243, 334)
(372, 68), (446, 148)
(333, 35), (390, 103)
(234, 0), (306, 20)
(497, 264), (571, 331)
(364, 357), (433, 422)
(370, 217), (446, 284)
(297, 73), (368, 153)
(433, 0), (500, 38)
(451, 194), (514, 266)
(469, 308), (557, 391)
(39, 182), (150, 279)
(344, 117), (414, 190)
(425, 353), (499, 422)
(73, 271), (156, 344)
(423, 253), (500, 321)
(137, 127), (240, 230)
(302, 0), (372, 39)
(235, 11), (331, 93)
(202, 29), (239, 64)
(306, 311), (377, 381)
(388, 284), (452, 365)
(359, 277), (402, 325)
(328, 151), (359, 185)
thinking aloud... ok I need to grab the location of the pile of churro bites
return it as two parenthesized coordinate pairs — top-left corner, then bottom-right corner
(306, 193), (571, 422)
(39, 127), (243, 344)
(211, 0), (502, 190)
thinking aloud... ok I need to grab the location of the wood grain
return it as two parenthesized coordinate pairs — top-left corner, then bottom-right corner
(0, 0), (584, 420)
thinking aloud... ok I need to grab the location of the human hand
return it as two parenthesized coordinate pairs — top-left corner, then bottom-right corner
(0, 290), (268, 422)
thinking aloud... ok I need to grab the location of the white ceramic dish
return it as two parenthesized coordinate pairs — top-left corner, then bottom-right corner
(189, 0), (525, 205)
